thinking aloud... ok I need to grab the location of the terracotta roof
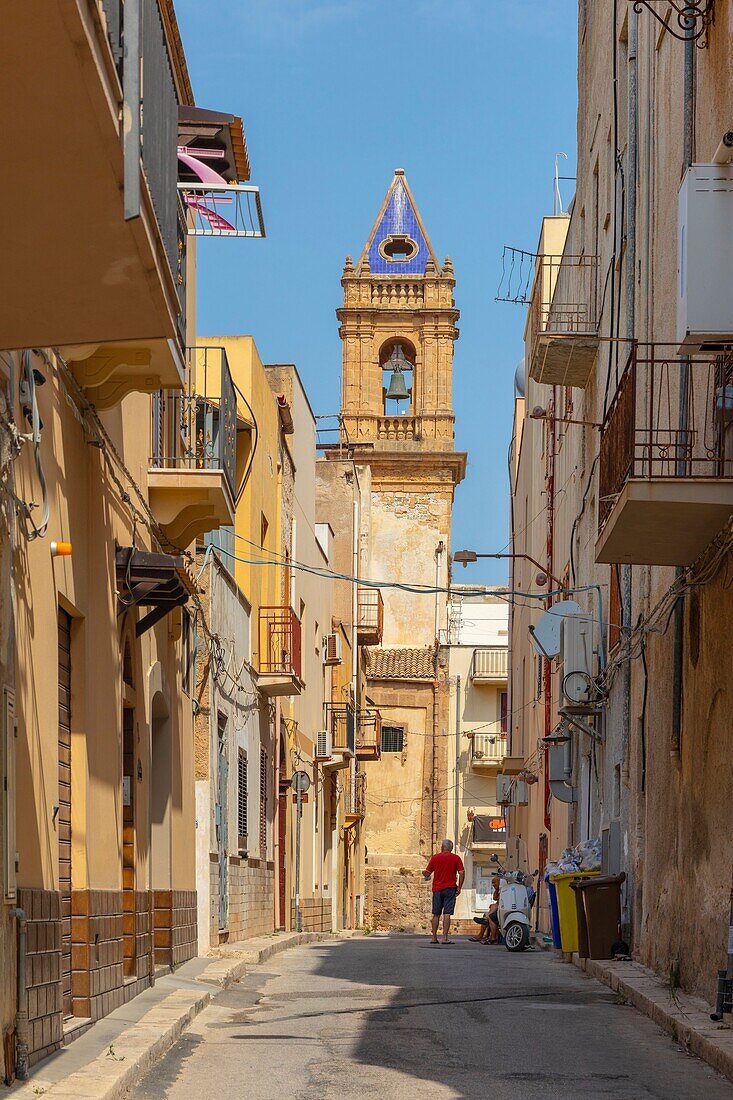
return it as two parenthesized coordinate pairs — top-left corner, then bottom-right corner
(369, 647), (436, 681)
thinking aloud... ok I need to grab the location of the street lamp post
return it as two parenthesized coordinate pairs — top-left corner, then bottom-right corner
(453, 550), (564, 591)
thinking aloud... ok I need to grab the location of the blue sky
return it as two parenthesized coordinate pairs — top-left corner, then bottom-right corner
(176, 0), (578, 586)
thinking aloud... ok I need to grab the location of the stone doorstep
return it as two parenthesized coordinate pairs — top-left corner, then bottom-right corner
(573, 955), (733, 1085)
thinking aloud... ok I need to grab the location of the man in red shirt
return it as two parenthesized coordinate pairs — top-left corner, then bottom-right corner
(423, 839), (465, 944)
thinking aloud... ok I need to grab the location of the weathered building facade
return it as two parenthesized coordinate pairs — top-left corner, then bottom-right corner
(505, 0), (733, 1003)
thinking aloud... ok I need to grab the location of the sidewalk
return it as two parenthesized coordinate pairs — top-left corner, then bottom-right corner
(9, 931), (339, 1100)
(575, 955), (733, 1085)
(533, 932), (733, 1087)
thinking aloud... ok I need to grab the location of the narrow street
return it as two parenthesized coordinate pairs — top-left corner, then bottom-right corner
(130, 937), (731, 1099)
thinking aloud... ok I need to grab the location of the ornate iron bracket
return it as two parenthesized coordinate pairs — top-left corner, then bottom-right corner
(630, 1), (715, 46)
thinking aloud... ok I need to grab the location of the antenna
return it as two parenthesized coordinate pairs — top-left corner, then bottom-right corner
(554, 152), (568, 216)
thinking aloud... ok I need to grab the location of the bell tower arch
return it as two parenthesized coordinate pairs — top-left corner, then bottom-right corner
(335, 170), (466, 647)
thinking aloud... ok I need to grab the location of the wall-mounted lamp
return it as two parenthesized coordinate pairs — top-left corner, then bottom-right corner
(530, 406), (602, 430)
(51, 541), (73, 558)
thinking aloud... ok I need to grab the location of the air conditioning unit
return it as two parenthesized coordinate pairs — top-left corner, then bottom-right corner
(316, 730), (333, 759)
(323, 633), (342, 666)
(560, 613), (594, 707)
(677, 164), (733, 352)
(496, 775), (528, 806)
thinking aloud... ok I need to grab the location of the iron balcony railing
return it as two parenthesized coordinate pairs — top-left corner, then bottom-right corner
(471, 647), (508, 681)
(356, 708), (382, 755)
(357, 587), (384, 642)
(528, 252), (599, 344)
(325, 703), (356, 755)
(258, 608), (302, 680)
(102, 0), (181, 276)
(598, 343), (733, 533)
(470, 733), (507, 765)
(345, 772), (366, 818)
(151, 347), (237, 502)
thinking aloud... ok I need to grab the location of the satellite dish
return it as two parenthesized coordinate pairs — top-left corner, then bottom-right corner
(528, 600), (584, 658)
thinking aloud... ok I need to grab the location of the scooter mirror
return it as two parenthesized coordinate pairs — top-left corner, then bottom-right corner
(490, 854), (499, 863)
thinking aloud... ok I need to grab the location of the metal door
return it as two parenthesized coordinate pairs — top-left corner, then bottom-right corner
(216, 716), (228, 930)
(57, 608), (72, 1017)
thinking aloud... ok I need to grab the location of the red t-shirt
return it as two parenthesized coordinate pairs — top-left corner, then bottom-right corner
(425, 851), (464, 893)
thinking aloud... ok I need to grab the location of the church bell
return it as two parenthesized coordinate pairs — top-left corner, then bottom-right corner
(385, 346), (411, 404)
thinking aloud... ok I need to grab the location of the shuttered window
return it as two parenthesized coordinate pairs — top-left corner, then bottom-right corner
(259, 748), (267, 856)
(381, 726), (404, 753)
(238, 749), (248, 844)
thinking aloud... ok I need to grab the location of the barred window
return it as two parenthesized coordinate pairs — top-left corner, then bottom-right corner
(381, 726), (404, 753)
(259, 747), (268, 856)
(237, 749), (248, 844)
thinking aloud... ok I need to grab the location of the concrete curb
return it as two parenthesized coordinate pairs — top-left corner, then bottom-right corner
(12, 933), (340, 1099)
(573, 955), (733, 1084)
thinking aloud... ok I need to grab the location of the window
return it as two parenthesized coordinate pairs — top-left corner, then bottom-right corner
(237, 749), (248, 846)
(381, 726), (404, 753)
(500, 692), (508, 735)
(379, 234), (418, 262)
(259, 747), (268, 856)
(260, 512), (269, 548)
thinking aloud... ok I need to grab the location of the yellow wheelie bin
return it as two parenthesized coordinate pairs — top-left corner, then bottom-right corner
(549, 871), (600, 953)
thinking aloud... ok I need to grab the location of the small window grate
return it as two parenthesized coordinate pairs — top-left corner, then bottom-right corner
(381, 726), (404, 753)
(238, 749), (248, 843)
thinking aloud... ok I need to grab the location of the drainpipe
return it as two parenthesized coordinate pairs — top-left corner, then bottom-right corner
(454, 675), (461, 847)
(11, 907), (29, 1080)
(672, 30), (696, 761)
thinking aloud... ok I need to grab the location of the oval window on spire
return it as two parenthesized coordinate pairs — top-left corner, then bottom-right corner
(379, 234), (419, 262)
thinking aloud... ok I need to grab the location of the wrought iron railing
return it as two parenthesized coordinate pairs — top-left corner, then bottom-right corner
(527, 253), (598, 349)
(345, 773), (366, 817)
(471, 648), (508, 681)
(471, 733), (506, 764)
(101, 0), (181, 274)
(598, 344), (733, 532)
(357, 587), (384, 641)
(151, 346), (237, 501)
(258, 608), (302, 680)
(356, 708), (382, 754)
(325, 704), (356, 754)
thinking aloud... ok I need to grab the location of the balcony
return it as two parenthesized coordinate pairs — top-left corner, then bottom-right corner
(1, 0), (185, 352)
(596, 344), (733, 566)
(345, 773), (367, 822)
(148, 348), (237, 549)
(322, 704), (355, 770)
(470, 733), (507, 770)
(256, 608), (303, 698)
(356, 709), (382, 761)
(471, 647), (508, 683)
(527, 253), (599, 387)
(357, 587), (384, 646)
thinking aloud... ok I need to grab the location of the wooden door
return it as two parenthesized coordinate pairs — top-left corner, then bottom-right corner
(57, 608), (73, 1017)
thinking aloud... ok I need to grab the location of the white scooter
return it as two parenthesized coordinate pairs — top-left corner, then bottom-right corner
(490, 855), (537, 952)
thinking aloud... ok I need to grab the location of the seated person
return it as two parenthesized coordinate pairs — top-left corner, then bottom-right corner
(470, 876), (501, 944)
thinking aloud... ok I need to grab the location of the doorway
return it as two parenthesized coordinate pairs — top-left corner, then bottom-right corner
(216, 714), (229, 932)
(151, 694), (171, 895)
(122, 704), (136, 977)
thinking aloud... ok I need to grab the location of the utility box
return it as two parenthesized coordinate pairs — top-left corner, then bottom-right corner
(496, 774), (528, 805)
(677, 164), (733, 352)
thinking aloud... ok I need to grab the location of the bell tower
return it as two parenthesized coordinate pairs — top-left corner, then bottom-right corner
(337, 170), (466, 646)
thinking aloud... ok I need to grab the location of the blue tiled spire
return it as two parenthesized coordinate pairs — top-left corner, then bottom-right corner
(360, 170), (439, 276)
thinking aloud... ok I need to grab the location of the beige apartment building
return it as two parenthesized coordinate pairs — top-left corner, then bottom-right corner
(327, 171), (466, 929)
(443, 593), (509, 922)
(504, 0), (733, 1001)
(0, 0), (263, 1080)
